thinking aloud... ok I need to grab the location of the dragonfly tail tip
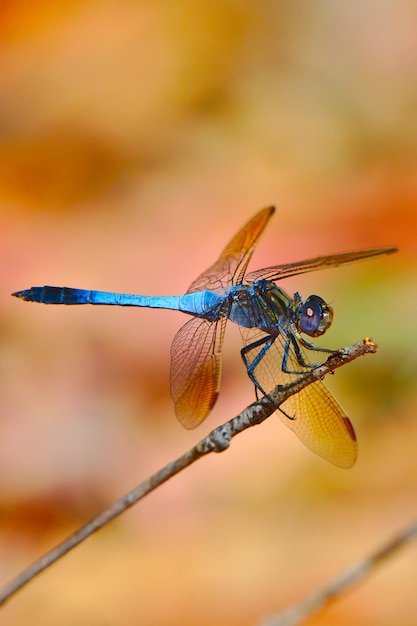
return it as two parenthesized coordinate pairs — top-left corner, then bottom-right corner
(12, 289), (31, 301)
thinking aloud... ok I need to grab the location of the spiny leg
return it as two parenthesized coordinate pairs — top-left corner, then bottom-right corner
(241, 333), (296, 421)
(281, 334), (314, 374)
(282, 333), (335, 375)
(298, 335), (337, 355)
(241, 333), (277, 402)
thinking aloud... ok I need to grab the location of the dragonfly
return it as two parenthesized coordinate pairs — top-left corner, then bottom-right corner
(13, 207), (397, 467)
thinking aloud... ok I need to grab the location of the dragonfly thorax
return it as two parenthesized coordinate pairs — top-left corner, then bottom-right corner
(227, 281), (293, 331)
(227, 281), (333, 339)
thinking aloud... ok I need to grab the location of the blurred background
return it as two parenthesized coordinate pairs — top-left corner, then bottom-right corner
(1, 1), (416, 625)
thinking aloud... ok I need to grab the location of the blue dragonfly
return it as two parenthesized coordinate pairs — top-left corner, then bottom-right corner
(13, 207), (397, 467)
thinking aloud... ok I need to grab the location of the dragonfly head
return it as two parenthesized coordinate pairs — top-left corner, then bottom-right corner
(298, 295), (333, 337)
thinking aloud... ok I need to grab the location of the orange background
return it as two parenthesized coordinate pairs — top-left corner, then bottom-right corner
(1, 2), (417, 625)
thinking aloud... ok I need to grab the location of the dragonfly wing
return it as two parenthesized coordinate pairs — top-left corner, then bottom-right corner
(280, 380), (357, 468)
(239, 327), (357, 467)
(187, 206), (275, 294)
(245, 247), (398, 283)
(170, 315), (227, 429)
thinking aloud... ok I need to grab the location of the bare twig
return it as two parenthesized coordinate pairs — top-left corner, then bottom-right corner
(259, 518), (417, 626)
(0, 338), (376, 608)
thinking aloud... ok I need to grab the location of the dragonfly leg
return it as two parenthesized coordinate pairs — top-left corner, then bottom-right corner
(241, 334), (277, 403)
(241, 334), (297, 422)
(298, 335), (337, 355)
(282, 333), (335, 375)
(280, 334), (313, 374)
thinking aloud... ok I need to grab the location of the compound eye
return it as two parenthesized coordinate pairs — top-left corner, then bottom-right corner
(299, 295), (333, 337)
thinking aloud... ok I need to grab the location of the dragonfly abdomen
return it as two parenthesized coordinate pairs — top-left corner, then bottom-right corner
(12, 285), (223, 316)
(13, 286), (158, 305)
(13, 286), (97, 304)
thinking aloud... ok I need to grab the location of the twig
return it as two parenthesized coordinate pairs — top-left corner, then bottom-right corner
(0, 338), (376, 608)
(259, 518), (417, 626)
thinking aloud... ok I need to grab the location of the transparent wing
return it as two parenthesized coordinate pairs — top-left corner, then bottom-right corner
(171, 207), (274, 425)
(170, 314), (228, 429)
(239, 326), (358, 468)
(245, 247), (398, 283)
(187, 206), (275, 294)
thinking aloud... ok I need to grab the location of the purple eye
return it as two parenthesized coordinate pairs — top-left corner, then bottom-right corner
(299, 295), (333, 337)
